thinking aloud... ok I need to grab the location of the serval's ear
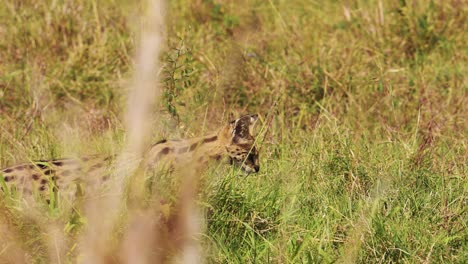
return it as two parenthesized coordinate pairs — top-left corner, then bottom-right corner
(248, 114), (259, 124)
(229, 114), (258, 125)
(229, 114), (258, 143)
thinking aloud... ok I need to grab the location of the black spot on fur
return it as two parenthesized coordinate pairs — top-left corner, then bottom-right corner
(2, 168), (13, 173)
(32, 174), (40, 180)
(161, 147), (171, 155)
(153, 139), (167, 146)
(39, 186), (46, 192)
(35, 163), (49, 170)
(203, 136), (218, 143)
(40, 179), (48, 185)
(189, 143), (198, 151)
(4, 176), (15, 182)
(156, 147), (172, 159)
(102, 174), (111, 181)
(15, 165), (26, 171)
(52, 161), (63, 166)
(43, 169), (54, 175)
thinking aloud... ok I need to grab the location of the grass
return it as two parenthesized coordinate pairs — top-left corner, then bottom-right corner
(0, 0), (467, 262)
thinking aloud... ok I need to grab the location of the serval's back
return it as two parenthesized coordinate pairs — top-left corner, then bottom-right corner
(0, 114), (260, 202)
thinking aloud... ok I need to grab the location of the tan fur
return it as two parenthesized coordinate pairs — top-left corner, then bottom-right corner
(1, 115), (260, 201)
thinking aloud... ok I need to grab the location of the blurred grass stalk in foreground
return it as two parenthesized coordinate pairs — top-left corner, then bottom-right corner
(78, 0), (202, 263)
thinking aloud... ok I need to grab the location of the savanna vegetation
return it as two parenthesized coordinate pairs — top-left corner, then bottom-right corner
(0, 0), (466, 263)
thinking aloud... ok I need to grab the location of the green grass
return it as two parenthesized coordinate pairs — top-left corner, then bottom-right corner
(0, 0), (466, 262)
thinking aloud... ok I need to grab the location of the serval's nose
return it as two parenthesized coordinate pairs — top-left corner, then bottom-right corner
(253, 164), (260, 173)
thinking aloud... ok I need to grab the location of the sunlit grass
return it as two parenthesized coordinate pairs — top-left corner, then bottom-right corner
(0, 0), (466, 262)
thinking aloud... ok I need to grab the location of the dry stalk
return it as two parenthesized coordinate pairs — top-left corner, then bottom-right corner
(79, 0), (165, 262)
(0, 214), (29, 264)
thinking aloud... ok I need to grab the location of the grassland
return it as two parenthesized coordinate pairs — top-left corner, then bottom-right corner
(0, 0), (466, 263)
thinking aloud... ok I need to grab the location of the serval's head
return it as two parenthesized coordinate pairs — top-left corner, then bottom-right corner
(225, 114), (260, 174)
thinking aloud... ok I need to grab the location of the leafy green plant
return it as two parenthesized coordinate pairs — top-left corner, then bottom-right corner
(162, 37), (196, 122)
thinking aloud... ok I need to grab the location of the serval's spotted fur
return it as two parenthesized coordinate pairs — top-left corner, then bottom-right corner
(0, 114), (259, 201)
